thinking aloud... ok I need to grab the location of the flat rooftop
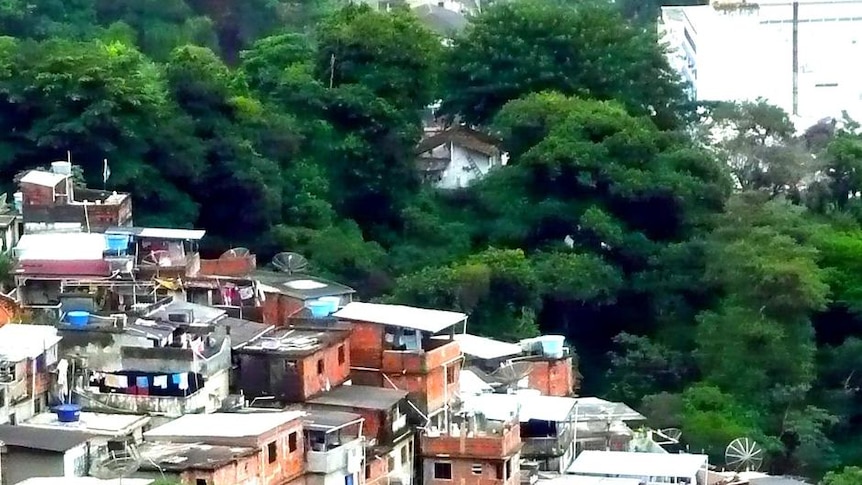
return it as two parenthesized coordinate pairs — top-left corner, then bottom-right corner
(307, 385), (408, 411)
(20, 170), (66, 187)
(222, 317), (273, 349)
(303, 409), (364, 432)
(144, 300), (226, 325)
(0, 324), (61, 363)
(239, 327), (349, 357)
(334, 302), (467, 333)
(432, 333), (522, 360)
(14, 232), (107, 261)
(15, 479), (153, 485)
(568, 451), (709, 479)
(0, 424), (93, 452)
(144, 411), (304, 441)
(22, 412), (150, 437)
(138, 441), (257, 472)
(254, 271), (355, 300)
(105, 226), (205, 240)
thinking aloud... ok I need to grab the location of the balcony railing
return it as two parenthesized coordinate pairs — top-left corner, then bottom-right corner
(306, 438), (364, 474)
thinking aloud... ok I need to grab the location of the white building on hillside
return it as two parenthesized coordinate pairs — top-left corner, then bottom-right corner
(659, 0), (862, 126)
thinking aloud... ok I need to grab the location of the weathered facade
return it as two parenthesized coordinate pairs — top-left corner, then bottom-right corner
(234, 327), (352, 403)
(143, 411), (307, 485)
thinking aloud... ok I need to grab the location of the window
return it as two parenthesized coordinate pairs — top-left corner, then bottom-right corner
(317, 359), (324, 375)
(434, 462), (452, 480)
(365, 464), (371, 480)
(495, 462), (504, 480)
(289, 432), (298, 452)
(267, 441), (278, 463)
(338, 345), (345, 364)
(196, 480), (208, 485)
(401, 445), (408, 465)
(505, 459), (512, 479)
(284, 360), (296, 371)
(388, 455), (395, 471)
(472, 463), (483, 475)
(446, 365), (456, 384)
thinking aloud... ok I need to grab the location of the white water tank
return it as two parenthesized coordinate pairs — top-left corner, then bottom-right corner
(51, 161), (72, 175)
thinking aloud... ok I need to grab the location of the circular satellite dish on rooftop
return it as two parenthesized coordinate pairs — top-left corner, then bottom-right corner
(285, 279), (327, 290)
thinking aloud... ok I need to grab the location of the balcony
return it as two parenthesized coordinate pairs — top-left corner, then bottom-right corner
(382, 339), (460, 374)
(422, 423), (521, 459)
(306, 437), (364, 474)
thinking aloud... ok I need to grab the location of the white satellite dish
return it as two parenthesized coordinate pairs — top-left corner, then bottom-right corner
(725, 437), (764, 472)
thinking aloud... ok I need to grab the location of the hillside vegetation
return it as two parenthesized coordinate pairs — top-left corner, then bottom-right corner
(0, 0), (861, 480)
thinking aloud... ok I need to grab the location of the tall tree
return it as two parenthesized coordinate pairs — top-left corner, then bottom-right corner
(441, 0), (688, 128)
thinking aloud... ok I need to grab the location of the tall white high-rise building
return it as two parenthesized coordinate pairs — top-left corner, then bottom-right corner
(659, 0), (862, 126)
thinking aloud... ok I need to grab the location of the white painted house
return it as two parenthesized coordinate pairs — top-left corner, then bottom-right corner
(659, 0), (862, 126)
(415, 126), (507, 190)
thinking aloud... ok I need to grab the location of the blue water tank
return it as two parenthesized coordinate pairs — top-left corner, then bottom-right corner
(539, 335), (565, 359)
(105, 234), (129, 253)
(307, 300), (331, 318)
(318, 296), (340, 315)
(55, 403), (81, 423)
(66, 311), (90, 327)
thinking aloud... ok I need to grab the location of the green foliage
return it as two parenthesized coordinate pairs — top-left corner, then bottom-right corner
(441, 0), (687, 127)
(821, 467), (862, 485)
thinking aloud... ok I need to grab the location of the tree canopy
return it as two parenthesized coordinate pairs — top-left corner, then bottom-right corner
(0, 0), (861, 480)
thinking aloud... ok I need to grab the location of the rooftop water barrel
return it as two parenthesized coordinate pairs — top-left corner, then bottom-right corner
(105, 234), (129, 253)
(318, 296), (340, 314)
(13, 192), (22, 213)
(55, 403), (81, 422)
(51, 161), (72, 175)
(539, 335), (565, 359)
(66, 311), (91, 327)
(306, 300), (331, 318)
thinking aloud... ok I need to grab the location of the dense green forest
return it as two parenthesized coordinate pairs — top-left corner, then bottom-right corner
(0, 0), (861, 480)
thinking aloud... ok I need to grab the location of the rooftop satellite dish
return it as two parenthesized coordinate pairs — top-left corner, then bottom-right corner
(654, 427), (682, 445)
(272, 252), (308, 274)
(491, 361), (533, 385)
(725, 437), (764, 472)
(90, 438), (141, 482)
(221, 247), (250, 259)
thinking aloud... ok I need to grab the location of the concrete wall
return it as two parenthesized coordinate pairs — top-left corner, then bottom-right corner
(1, 447), (82, 485)
(84, 368), (229, 416)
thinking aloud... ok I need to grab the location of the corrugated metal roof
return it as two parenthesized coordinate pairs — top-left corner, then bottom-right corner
(15, 233), (107, 261)
(433, 333), (522, 360)
(106, 227), (205, 240)
(0, 324), (61, 362)
(20, 170), (66, 188)
(568, 451), (708, 479)
(333, 302), (466, 333)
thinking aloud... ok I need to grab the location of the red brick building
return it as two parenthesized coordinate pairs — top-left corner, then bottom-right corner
(420, 412), (522, 485)
(307, 385), (413, 485)
(333, 302), (466, 421)
(143, 411), (307, 485)
(19, 168), (132, 233)
(233, 326), (352, 403)
(255, 272), (355, 327)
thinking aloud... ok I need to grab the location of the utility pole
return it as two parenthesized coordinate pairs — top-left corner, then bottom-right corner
(792, 1), (799, 116)
(329, 53), (336, 89)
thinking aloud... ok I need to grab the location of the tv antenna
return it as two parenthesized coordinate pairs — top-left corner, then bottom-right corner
(725, 437), (764, 472)
(272, 252), (308, 274)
